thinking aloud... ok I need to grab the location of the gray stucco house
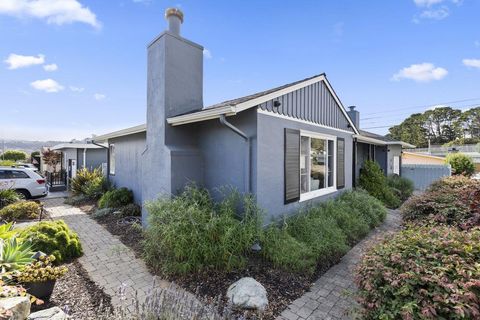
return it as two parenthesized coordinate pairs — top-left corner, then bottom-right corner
(95, 8), (413, 222)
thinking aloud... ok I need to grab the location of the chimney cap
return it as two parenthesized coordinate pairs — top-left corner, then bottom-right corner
(165, 8), (184, 23)
(348, 106), (357, 111)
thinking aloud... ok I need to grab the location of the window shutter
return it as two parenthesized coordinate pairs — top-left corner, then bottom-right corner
(337, 138), (345, 189)
(284, 128), (300, 203)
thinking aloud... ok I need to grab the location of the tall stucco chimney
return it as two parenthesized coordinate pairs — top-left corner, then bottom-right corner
(347, 106), (360, 129)
(142, 8), (204, 223)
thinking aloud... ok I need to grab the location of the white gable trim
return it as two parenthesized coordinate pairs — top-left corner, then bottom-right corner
(258, 109), (355, 134)
(167, 75), (360, 134)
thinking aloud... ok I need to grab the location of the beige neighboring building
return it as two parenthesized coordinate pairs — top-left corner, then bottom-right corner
(402, 152), (445, 165)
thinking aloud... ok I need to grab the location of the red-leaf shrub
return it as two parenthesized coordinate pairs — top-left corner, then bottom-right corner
(355, 226), (480, 320)
(401, 176), (480, 229)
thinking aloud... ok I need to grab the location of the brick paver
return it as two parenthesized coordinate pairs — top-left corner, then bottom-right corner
(42, 198), (199, 312)
(277, 209), (402, 320)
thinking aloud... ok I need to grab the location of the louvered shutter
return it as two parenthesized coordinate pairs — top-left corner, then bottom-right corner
(337, 138), (345, 189)
(284, 128), (300, 203)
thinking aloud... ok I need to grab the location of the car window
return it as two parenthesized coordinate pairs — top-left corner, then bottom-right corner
(10, 170), (29, 179)
(0, 170), (9, 179)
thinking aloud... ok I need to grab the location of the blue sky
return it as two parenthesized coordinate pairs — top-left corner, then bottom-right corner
(1, 0), (479, 140)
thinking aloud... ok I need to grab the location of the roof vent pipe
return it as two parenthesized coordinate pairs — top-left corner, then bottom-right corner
(165, 8), (183, 36)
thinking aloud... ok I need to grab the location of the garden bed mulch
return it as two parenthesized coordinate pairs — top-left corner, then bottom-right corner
(92, 211), (332, 319)
(31, 261), (112, 320)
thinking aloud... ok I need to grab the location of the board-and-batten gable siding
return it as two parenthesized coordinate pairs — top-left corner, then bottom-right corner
(258, 80), (354, 133)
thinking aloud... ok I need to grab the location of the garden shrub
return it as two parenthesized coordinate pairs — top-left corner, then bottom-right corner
(356, 226), (480, 320)
(82, 176), (110, 200)
(358, 160), (401, 208)
(19, 220), (82, 263)
(260, 224), (316, 273)
(286, 209), (349, 266)
(143, 185), (261, 274)
(321, 200), (370, 245)
(338, 189), (387, 228)
(401, 190), (470, 226)
(386, 174), (414, 201)
(0, 201), (40, 221)
(70, 167), (107, 198)
(98, 188), (133, 209)
(427, 174), (479, 193)
(445, 152), (475, 176)
(121, 203), (141, 217)
(0, 189), (22, 209)
(401, 176), (480, 229)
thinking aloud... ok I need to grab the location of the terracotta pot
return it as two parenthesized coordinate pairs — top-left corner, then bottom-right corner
(24, 279), (56, 299)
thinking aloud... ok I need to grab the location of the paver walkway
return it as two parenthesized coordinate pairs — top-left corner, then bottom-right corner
(278, 209), (402, 320)
(42, 198), (191, 313)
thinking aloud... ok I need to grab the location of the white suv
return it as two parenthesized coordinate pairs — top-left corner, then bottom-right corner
(0, 167), (48, 199)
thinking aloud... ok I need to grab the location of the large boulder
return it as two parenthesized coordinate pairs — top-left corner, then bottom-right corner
(0, 297), (31, 320)
(28, 307), (69, 320)
(226, 277), (268, 311)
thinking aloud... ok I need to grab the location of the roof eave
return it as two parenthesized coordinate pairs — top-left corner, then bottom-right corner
(94, 124), (147, 142)
(167, 106), (237, 126)
(385, 141), (416, 148)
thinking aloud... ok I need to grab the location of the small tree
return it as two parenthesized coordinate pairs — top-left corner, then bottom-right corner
(445, 153), (475, 176)
(1, 150), (27, 162)
(42, 148), (61, 173)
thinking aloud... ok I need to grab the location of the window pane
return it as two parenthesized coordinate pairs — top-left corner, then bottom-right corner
(310, 138), (326, 191)
(300, 137), (309, 193)
(328, 140), (334, 187)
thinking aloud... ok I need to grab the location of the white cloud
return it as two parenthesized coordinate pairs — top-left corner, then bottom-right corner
(392, 63), (448, 82)
(420, 6), (449, 20)
(414, 0), (444, 7)
(0, 0), (100, 28)
(463, 59), (480, 69)
(203, 49), (212, 59)
(43, 63), (58, 71)
(69, 86), (84, 92)
(4, 53), (44, 69)
(30, 78), (64, 93)
(94, 93), (106, 100)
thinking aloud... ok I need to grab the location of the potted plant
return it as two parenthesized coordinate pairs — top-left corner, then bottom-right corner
(16, 255), (67, 299)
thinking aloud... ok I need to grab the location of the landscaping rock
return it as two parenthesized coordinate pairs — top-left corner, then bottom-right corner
(0, 296), (31, 320)
(226, 277), (268, 311)
(28, 307), (69, 320)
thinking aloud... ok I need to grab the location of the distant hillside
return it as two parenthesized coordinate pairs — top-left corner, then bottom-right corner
(1, 139), (66, 155)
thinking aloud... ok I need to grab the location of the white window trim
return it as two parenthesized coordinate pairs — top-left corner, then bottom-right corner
(299, 130), (337, 202)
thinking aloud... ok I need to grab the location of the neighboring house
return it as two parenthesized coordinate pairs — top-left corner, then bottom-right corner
(402, 152), (445, 165)
(51, 142), (108, 180)
(94, 8), (412, 222)
(404, 144), (480, 172)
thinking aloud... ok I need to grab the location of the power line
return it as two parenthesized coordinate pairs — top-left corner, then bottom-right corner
(361, 98), (480, 116)
(362, 125), (398, 129)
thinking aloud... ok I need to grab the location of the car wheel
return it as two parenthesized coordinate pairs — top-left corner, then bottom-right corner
(15, 189), (31, 199)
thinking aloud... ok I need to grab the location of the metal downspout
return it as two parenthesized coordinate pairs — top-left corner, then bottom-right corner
(219, 115), (251, 193)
